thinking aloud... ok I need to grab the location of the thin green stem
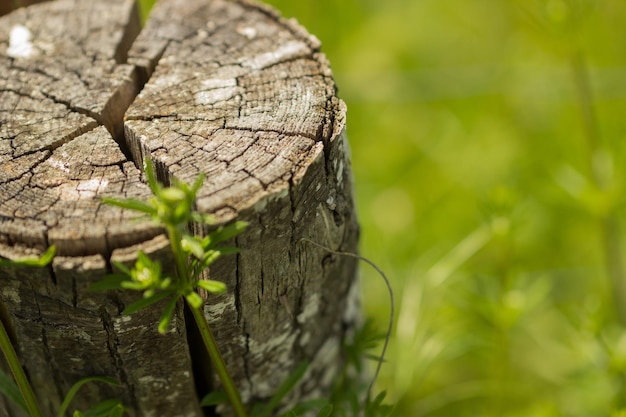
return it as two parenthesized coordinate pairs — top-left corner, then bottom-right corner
(0, 318), (43, 417)
(189, 303), (247, 417)
(168, 226), (190, 285)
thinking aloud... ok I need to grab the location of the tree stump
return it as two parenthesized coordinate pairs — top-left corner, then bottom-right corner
(0, 1), (359, 416)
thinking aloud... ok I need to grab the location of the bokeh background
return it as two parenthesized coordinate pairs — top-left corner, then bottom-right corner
(130, 0), (626, 415)
(258, 1), (626, 416)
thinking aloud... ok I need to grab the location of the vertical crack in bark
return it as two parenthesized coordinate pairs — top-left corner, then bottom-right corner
(99, 306), (136, 413)
(234, 247), (243, 326)
(39, 327), (65, 409)
(242, 329), (252, 398)
(258, 269), (264, 305)
(70, 276), (78, 309)
(287, 175), (306, 368)
(31, 287), (65, 412)
(182, 304), (214, 417)
(319, 97), (338, 182)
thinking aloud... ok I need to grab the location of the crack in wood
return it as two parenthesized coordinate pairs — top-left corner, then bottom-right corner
(99, 306), (136, 412)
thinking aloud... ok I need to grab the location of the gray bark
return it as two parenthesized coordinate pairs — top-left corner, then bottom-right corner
(0, 1), (359, 416)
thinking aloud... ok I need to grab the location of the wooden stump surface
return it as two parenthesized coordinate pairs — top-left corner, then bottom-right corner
(0, 1), (359, 416)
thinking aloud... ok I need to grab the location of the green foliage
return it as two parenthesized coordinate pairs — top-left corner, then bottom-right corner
(0, 246), (56, 268)
(0, 370), (27, 413)
(75, 399), (125, 417)
(327, 320), (397, 417)
(58, 377), (123, 417)
(249, 362), (310, 417)
(1, 249), (124, 417)
(1, 249), (52, 417)
(94, 157), (247, 417)
(262, 0), (626, 416)
(0, 370), (125, 417)
(93, 158), (245, 335)
(199, 361), (325, 417)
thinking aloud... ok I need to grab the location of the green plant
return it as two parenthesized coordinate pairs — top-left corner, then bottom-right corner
(89, 156), (398, 417)
(281, 240), (397, 417)
(91, 158), (247, 417)
(0, 248), (125, 417)
(1, 159), (397, 417)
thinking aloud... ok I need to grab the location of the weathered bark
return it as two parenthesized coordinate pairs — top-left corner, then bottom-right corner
(0, 0), (359, 416)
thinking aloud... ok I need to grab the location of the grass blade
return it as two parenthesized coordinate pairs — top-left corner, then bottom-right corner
(253, 362), (309, 417)
(0, 369), (27, 413)
(200, 390), (228, 406)
(101, 198), (155, 216)
(122, 291), (173, 315)
(316, 405), (333, 417)
(57, 377), (119, 417)
(0, 246), (56, 268)
(208, 222), (247, 246)
(82, 399), (124, 417)
(278, 399), (330, 417)
(88, 274), (128, 292)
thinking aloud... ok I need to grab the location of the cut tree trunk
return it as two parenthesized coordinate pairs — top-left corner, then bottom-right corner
(0, 1), (360, 416)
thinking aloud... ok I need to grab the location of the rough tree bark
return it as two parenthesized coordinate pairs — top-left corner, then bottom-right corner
(0, 1), (359, 416)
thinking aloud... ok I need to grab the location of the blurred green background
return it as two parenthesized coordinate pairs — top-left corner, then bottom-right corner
(259, 1), (626, 416)
(137, 0), (626, 415)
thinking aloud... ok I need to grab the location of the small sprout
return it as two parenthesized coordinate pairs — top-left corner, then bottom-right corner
(196, 279), (227, 294)
(93, 157), (247, 416)
(0, 245), (56, 268)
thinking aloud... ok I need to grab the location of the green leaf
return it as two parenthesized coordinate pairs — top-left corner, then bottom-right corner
(278, 399), (330, 417)
(210, 222), (247, 246)
(316, 405), (333, 417)
(143, 157), (161, 196)
(253, 362), (309, 417)
(370, 390), (387, 408)
(217, 246), (240, 256)
(0, 245), (56, 268)
(37, 245), (56, 265)
(196, 279), (227, 294)
(191, 212), (214, 225)
(190, 172), (205, 196)
(57, 377), (119, 417)
(89, 274), (128, 292)
(191, 250), (221, 279)
(363, 391), (395, 417)
(158, 296), (179, 334)
(82, 399), (124, 417)
(101, 197), (156, 216)
(111, 261), (131, 276)
(160, 187), (186, 204)
(122, 291), (174, 315)
(174, 201), (191, 221)
(74, 411), (85, 417)
(0, 369), (27, 413)
(182, 235), (205, 259)
(108, 404), (125, 417)
(200, 390), (228, 406)
(136, 251), (152, 265)
(184, 291), (204, 309)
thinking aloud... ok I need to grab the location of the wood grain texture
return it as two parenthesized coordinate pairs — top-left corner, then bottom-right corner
(0, 1), (359, 416)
